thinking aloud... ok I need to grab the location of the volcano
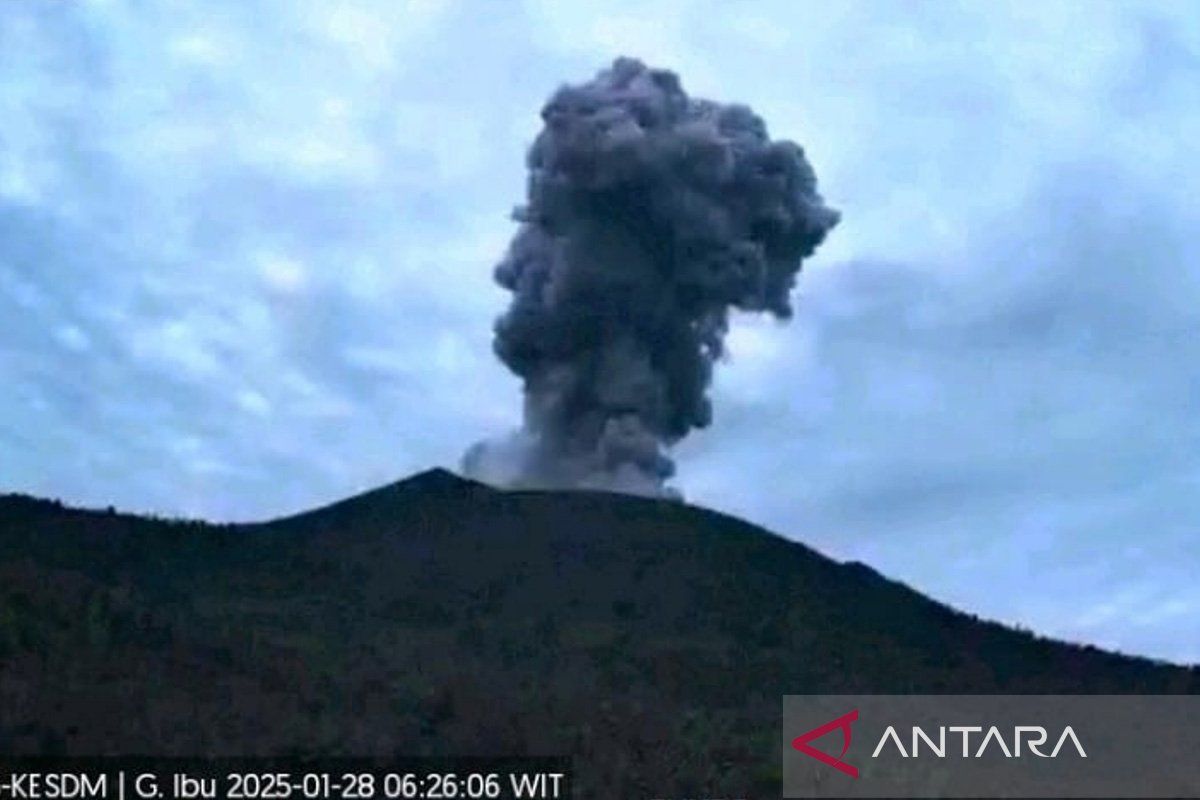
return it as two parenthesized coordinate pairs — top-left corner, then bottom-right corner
(1, 468), (1195, 797)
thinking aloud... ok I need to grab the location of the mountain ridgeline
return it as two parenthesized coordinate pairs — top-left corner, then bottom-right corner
(0, 469), (1195, 797)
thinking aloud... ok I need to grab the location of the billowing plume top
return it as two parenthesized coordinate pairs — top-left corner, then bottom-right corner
(463, 57), (839, 495)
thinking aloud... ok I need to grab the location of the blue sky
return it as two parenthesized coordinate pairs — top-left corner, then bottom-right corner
(2, 0), (1198, 663)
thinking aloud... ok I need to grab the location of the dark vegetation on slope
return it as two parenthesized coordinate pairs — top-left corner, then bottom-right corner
(1, 468), (1196, 797)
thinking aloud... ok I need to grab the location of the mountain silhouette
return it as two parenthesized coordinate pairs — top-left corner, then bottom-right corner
(1, 468), (1195, 797)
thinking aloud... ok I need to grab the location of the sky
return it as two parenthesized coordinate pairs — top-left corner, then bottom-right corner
(1, 0), (1198, 664)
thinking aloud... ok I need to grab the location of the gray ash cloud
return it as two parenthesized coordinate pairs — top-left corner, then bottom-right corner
(463, 57), (838, 495)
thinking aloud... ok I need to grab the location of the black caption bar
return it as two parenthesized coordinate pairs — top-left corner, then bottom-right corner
(0, 758), (571, 800)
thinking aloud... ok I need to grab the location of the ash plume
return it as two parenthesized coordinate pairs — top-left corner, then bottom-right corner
(463, 57), (839, 495)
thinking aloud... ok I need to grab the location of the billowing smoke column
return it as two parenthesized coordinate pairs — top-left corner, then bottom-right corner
(463, 57), (839, 495)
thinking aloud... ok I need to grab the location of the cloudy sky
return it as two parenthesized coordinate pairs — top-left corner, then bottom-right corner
(2, 0), (1198, 664)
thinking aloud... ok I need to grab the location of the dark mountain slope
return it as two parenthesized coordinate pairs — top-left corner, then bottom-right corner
(1, 469), (1196, 797)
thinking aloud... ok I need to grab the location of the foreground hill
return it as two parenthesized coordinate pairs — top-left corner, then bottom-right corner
(1, 469), (1196, 797)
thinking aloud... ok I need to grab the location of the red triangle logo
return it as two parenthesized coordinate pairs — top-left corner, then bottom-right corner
(791, 708), (860, 778)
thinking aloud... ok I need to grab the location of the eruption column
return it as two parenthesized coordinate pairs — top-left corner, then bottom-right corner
(464, 57), (839, 495)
